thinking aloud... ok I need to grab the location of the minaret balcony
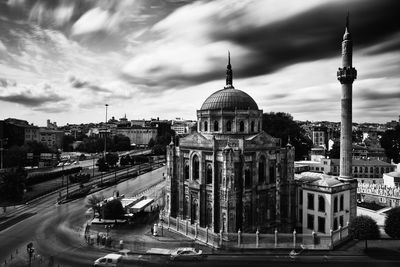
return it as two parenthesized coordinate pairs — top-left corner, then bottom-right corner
(337, 67), (357, 84)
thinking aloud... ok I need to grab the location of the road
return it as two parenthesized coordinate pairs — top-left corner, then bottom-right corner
(0, 167), (166, 267)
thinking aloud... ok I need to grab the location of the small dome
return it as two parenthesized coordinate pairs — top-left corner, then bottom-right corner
(200, 88), (259, 111)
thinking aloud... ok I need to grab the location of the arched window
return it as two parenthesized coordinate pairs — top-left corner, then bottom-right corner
(206, 204), (212, 227)
(193, 155), (199, 180)
(269, 162), (276, 183)
(204, 121), (208, 132)
(258, 156), (266, 184)
(245, 167), (251, 188)
(318, 196), (325, 212)
(184, 162), (189, 180)
(334, 196), (338, 212)
(239, 121), (244, 132)
(214, 120), (219, 131)
(251, 121), (255, 132)
(206, 164), (212, 184)
(339, 195), (344, 211)
(226, 121), (231, 132)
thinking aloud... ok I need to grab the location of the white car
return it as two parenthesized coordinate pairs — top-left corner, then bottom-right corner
(93, 253), (122, 267)
(169, 247), (204, 261)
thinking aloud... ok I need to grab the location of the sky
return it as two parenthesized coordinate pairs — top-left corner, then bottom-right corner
(0, 0), (399, 126)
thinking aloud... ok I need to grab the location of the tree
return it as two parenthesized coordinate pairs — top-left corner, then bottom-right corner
(384, 207), (400, 239)
(0, 167), (27, 202)
(112, 135), (131, 152)
(148, 138), (155, 148)
(380, 125), (400, 163)
(86, 194), (103, 219)
(262, 112), (312, 160)
(102, 199), (125, 221)
(62, 135), (75, 152)
(96, 157), (109, 172)
(349, 215), (380, 249)
(329, 140), (340, 159)
(105, 153), (119, 168)
(3, 145), (28, 168)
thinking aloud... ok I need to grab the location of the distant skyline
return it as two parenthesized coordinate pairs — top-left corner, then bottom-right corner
(0, 0), (399, 127)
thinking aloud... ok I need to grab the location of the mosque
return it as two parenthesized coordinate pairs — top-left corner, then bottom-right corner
(165, 16), (357, 235)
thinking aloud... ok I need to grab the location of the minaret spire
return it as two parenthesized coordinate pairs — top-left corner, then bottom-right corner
(225, 51), (234, 88)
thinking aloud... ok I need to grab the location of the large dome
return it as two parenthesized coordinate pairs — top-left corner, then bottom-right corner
(200, 88), (259, 111)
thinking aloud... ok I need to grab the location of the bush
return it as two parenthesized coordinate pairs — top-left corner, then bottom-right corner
(103, 199), (125, 220)
(349, 215), (380, 248)
(384, 207), (400, 239)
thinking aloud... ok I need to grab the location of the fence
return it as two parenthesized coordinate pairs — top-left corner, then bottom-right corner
(160, 214), (350, 250)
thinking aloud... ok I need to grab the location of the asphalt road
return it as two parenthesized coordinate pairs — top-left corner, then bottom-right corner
(0, 167), (166, 267)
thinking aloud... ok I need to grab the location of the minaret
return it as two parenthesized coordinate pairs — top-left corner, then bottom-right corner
(337, 13), (357, 181)
(225, 51), (234, 88)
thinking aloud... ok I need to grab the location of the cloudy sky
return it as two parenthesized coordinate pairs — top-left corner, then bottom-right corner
(0, 0), (399, 126)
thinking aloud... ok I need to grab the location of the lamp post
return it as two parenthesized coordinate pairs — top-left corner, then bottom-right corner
(26, 242), (34, 267)
(104, 104), (109, 158)
(0, 138), (8, 169)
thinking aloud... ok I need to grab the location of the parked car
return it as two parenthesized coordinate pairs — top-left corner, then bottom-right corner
(169, 247), (204, 261)
(93, 253), (122, 267)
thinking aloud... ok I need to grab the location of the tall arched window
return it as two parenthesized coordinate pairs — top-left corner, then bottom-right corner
(226, 121), (231, 132)
(239, 121), (244, 132)
(184, 162), (189, 180)
(318, 196), (325, 212)
(269, 162), (276, 183)
(214, 120), (219, 131)
(258, 156), (266, 184)
(334, 196), (338, 212)
(193, 155), (199, 180)
(245, 167), (251, 188)
(339, 195), (344, 211)
(206, 164), (212, 184)
(251, 121), (255, 132)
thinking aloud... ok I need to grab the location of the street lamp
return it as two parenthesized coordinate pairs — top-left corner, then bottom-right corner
(104, 104), (109, 158)
(26, 242), (34, 267)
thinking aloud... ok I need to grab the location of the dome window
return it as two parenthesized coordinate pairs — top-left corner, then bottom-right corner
(251, 121), (255, 132)
(204, 121), (208, 132)
(239, 121), (244, 132)
(214, 121), (219, 132)
(226, 121), (232, 132)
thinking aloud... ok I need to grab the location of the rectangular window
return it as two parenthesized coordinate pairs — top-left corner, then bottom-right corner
(339, 215), (344, 227)
(307, 193), (314, 210)
(307, 214), (314, 230)
(318, 216), (325, 233)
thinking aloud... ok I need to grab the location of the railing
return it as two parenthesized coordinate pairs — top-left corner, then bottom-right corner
(160, 213), (350, 250)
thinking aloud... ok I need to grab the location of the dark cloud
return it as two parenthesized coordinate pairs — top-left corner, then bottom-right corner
(69, 76), (110, 93)
(358, 90), (400, 101)
(0, 93), (64, 106)
(220, 0), (400, 79)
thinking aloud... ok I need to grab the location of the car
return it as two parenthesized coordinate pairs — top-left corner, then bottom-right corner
(169, 247), (204, 261)
(93, 253), (122, 267)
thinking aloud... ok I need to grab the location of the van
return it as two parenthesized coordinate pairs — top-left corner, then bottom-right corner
(93, 253), (122, 267)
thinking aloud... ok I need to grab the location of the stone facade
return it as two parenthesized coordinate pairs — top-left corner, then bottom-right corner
(165, 57), (296, 233)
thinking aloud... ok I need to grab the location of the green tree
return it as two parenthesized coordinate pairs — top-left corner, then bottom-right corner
(349, 215), (380, 249)
(103, 199), (125, 221)
(384, 207), (400, 239)
(105, 153), (119, 167)
(0, 167), (27, 202)
(380, 125), (400, 163)
(262, 112), (312, 160)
